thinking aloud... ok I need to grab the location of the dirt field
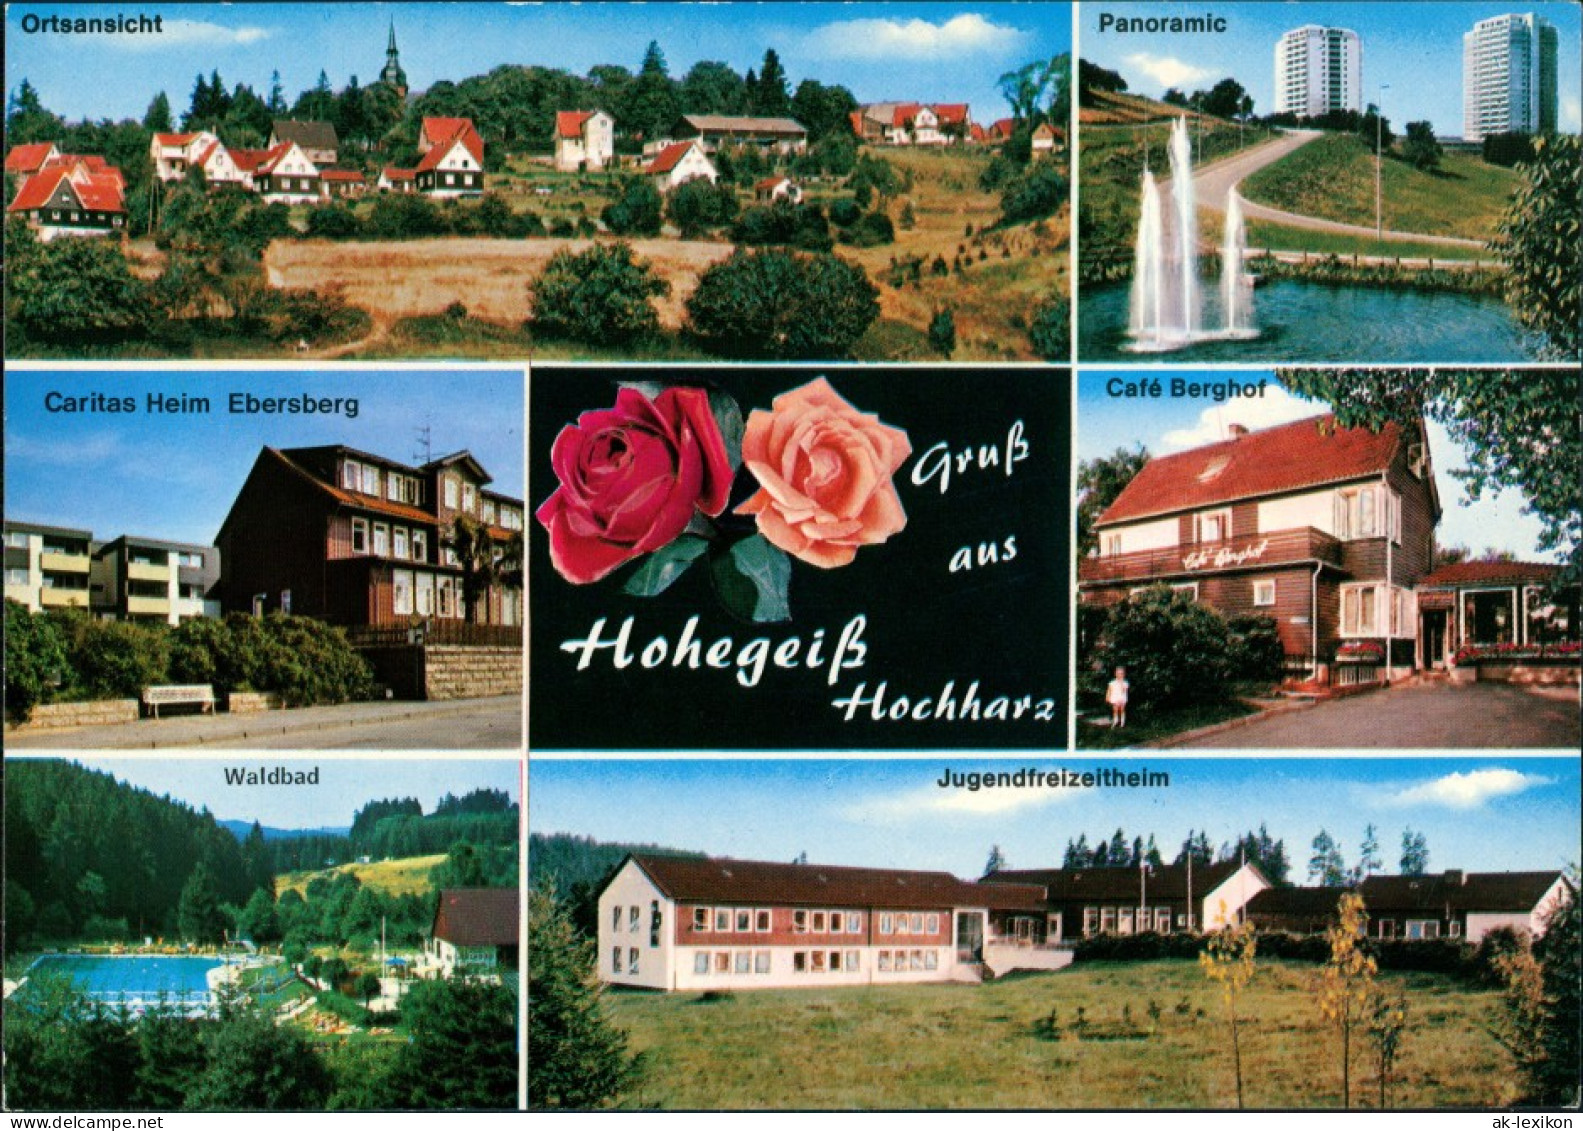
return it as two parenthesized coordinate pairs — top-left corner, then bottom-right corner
(263, 236), (737, 330)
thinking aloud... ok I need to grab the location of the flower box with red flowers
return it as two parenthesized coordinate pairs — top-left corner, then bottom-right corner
(1335, 641), (1385, 663)
(1452, 641), (1583, 667)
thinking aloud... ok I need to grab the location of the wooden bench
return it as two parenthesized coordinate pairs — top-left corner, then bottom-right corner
(142, 684), (217, 719)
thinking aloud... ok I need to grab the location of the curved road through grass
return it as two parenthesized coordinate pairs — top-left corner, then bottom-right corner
(1175, 129), (1485, 248)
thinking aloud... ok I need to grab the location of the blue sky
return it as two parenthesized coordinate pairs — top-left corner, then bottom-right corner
(20, 755), (521, 829)
(1081, 1), (1582, 136)
(3, 368), (524, 547)
(530, 756), (1580, 878)
(1077, 370), (1555, 561)
(4, 3), (1070, 127)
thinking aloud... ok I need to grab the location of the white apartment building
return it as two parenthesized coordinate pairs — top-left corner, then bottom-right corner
(1274, 25), (1363, 117)
(1463, 12), (1559, 141)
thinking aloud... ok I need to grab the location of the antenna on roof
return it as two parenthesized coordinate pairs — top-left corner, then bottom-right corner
(413, 422), (432, 465)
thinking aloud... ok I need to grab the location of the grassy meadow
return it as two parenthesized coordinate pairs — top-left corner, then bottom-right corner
(607, 959), (1512, 1110)
(277, 854), (446, 898)
(262, 146), (1066, 362)
(1240, 133), (1518, 243)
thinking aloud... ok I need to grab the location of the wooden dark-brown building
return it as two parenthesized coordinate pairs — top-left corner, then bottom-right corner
(213, 445), (523, 629)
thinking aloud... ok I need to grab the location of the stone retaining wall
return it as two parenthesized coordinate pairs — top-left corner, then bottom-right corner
(9, 699), (140, 730)
(357, 644), (522, 700)
(226, 691), (284, 714)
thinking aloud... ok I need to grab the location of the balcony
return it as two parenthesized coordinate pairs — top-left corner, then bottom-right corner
(40, 551), (90, 574)
(1080, 526), (1344, 586)
(126, 595), (171, 616)
(126, 560), (170, 582)
(39, 588), (89, 609)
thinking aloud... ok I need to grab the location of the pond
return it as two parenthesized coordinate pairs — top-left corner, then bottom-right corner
(22, 954), (226, 1012)
(1079, 279), (1545, 363)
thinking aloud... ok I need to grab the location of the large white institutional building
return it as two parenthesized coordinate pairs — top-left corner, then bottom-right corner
(1462, 12), (1559, 141)
(1274, 25), (1363, 117)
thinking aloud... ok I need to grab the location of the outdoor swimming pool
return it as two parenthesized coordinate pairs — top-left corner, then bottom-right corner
(23, 954), (226, 1011)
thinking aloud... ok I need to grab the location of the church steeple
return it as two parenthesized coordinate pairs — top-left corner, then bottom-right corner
(380, 20), (408, 96)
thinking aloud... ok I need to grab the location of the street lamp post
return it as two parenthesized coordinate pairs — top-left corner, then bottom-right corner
(1375, 82), (1391, 240)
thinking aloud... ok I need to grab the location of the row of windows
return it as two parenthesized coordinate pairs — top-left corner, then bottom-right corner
(612, 947), (642, 975)
(877, 949), (940, 972)
(793, 950), (864, 973)
(694, 950), (773, 975)
(1340, 583), (1416, 638)
(877, 912), (941, 936)
(392, 569), (462, 619)
(43, 210), (125, 226)
(1082, 907), (1180, 936)
(1379, 919), (1460, 940)
(342, 460), (425, 506)
(350, 518), (431, 564)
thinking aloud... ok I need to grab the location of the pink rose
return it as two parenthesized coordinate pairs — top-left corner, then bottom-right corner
(537, 387), (733, 584)
(737, 378), (911, 568)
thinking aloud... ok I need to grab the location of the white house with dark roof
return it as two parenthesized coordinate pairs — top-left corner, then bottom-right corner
(598, 854), (1061, 992)
(985, 860), (1270, 938)
(427, 887), (520, 976)
(269, 119), (339, 167)
(415, 117), (485, 196)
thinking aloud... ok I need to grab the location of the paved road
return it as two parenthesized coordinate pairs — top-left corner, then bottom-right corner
(6, 696), (522, 751)
(1173, 128), (1484, 248)
(1174, 680), (1580, 750)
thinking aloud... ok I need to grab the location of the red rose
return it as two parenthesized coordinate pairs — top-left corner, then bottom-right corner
(537, 387), (733, 584)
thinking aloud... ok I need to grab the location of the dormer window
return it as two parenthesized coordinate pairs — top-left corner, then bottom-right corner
(1197, 455), (1230, 483)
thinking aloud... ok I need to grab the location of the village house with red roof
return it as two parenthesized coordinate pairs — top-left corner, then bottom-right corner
(6, 160), (127, 240)
(415, 116), (485, 196)
(643, 139), (717, 192)
(852, 102), (973, 145)
(1080, 413), (1445, 683)
(553, 109), (614, 172)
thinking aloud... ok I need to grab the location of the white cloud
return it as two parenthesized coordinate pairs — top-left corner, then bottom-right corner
(840, 777), (1083, 823)
(115, 19), (272, 50)
(1385, 768), (1552, 811)
(1123, 52), (1211, 92)
(1160, 384), (1319, 450)
(804, 13), (1028, 61)
(1562, 94), (1581, 133)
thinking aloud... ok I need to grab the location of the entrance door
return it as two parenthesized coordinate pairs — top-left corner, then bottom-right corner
(1422, 610), (1447, 669)
(955, 911), (984, 963)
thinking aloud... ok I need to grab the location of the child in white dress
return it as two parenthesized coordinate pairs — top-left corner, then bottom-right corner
(1106, 666), (1129, 728)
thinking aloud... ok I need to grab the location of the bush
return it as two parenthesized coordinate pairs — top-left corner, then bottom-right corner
(665, 179), (739, 237)
(838, 211), (894, 248)
(305, 204), (362, 240)
(366, 193), (446, 240)
(1090, 586), (1235, 711)
(168, 613), (373, 706)
(64, 616), (171, 700)
(601, 178), (663, 237)
(686, 248), (879, 360)
(927, 308), (956, 357)
(7, 236), (149, 344)
(4, 599), (72, 721)
(1482, 132), (1535, 168)
(1227, 614), (1285, 682)
(828, 197), (862, 227)
(252, 286), (371, 346)
(530, 241), (669, 347)
(999, 163), (1067, 224)
(731, 201), (832, 251)
(1029, 297), (1069, 360)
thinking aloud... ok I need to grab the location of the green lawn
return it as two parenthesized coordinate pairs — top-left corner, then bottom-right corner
(277, 854), (445, 898)
(1240, 133), (1518, 242)
(606, 959), (1511, 1109)
(1242, 218), (1494, 263)
(1077, 697), (1257, 750)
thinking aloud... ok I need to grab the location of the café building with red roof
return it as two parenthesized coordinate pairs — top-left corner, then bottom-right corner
(1080, 414), (1442, 682)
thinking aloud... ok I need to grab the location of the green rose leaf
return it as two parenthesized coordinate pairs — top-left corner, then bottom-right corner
(711, 535), (792, 623)
(707, 387), (746, 472)
(622, 535), (709, 597)
(617, 379), (668, 401)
